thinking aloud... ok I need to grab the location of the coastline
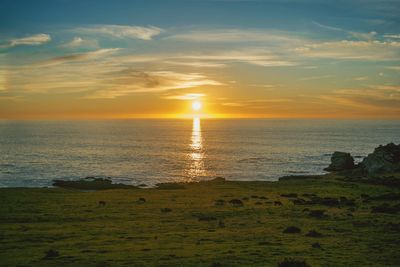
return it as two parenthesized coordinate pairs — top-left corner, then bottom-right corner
(1, 172), (400, 266)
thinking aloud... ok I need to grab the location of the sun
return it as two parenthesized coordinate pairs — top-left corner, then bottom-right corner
(192, 101), (202, 111)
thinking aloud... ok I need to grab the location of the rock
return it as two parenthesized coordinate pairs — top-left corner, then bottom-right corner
(360, 143), (400, 174)
(53, 178), (137, 190)
(324, 152), (355, 172)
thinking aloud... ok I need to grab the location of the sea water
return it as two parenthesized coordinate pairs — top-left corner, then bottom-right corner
(0, 119), (399, 187)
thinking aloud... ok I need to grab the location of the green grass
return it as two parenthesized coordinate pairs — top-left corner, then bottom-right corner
(1, 174), (400, 267)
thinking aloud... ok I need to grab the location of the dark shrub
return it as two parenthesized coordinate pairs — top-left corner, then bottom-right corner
(44, 249), (59, 259)
(305, 230), (323, 237)
(281, 193), (298, 198)
(198, 215), (217, 222)
(283, 226), (301, 234)
(311, 242), (322, 249)
(309, 209), (325, 218)
(371, 203), (400, 214)
(160, 208), (172, 213)
(292, 198), (307, 205)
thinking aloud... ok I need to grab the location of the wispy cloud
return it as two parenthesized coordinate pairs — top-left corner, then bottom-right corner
(299, 75), (334, 81)
(163, 93), (205, 100)
(384, 34), (400, 39)
(321, 85), (400, 111)
(36, 48), (120, 67)
(74, 25), (163, 40)
(89, 71), (222, 98)
(179, 49), (297, 67)
(163, 61), (226, 68)
(60, 37), (99, 49)
(111, 48), (297, 67)
(353, 76), (369, 81)
(1, 34), (51, 48)
(313, 21), (377, 41)
(385, 66), (400, 71)
(294, 40), (400, 61)
(167, 28), (305, 44)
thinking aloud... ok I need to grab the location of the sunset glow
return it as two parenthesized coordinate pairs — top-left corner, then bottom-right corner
(0, 1), (399, 119)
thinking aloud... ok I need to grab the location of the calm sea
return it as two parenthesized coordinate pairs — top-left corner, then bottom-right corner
(0, 119), (399, 187)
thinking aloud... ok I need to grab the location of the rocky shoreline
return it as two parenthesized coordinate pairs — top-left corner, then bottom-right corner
(51, 143), (400, 191)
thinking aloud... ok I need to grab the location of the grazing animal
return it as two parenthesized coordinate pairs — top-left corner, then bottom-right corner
(274, 201), (283, 206)
(98, 201), (106, 207)
(229, 199), (244, 207)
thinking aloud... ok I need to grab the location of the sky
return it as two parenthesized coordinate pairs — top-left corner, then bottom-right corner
(0, 0), (400, 119)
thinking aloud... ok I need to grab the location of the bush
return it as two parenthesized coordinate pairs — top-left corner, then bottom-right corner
(283, 226), (301, 234)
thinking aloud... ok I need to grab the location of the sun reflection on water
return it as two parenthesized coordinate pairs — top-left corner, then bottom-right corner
(187, 117), (205, 180)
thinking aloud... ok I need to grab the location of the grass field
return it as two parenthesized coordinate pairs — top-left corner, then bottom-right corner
(1, 174), (400, 267)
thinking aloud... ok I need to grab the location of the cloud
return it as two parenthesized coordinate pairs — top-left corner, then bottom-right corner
(163, 61), (226, 68)
(1, 34), (51, 48)
(4, 54), (222, 98)
(312, 21), (377, 41)
(321, 85), (400, 111)
(299, 75), (334, 81)
(384, 34), (400, 39)
(37, 48), (120, 67)
(179, 49), (297, 67)
(110, 48), (297, 67)
(163, 93), (206, 100)
(353, 76), (369, 81)
(60, 37), (98, 49)
(166, 28), (305, 44)
(385, 66), (400, 71)
(294, 40), (400, 61)
(75, 25), (163, 40)
(88, 71), (222, 98)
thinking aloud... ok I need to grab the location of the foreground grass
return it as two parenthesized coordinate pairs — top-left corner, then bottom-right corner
(1, 174), (400, 267)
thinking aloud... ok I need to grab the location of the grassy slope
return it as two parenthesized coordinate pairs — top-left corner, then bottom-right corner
(1, 174), (400, 267)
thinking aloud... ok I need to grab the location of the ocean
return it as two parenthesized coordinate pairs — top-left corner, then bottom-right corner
(0, 119), (399, 187)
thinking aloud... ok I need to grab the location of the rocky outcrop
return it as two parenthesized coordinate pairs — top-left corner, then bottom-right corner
(360, 143), (400, 174)
(324, 151), (355, 172)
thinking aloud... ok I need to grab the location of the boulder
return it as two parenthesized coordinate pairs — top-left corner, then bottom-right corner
(360, 143), (400, 174)
(324, 151), (355, 172)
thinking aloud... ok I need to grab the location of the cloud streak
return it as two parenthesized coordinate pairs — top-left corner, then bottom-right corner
(60, 37), (99, 49)
(1, 34), (51, 48)
(74, 25), (163, 40)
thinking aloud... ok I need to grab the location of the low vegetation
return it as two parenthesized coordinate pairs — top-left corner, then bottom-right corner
(1, 173), (400, 266)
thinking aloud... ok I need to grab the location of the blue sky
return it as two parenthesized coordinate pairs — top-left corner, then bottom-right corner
(0, 0), (399, 118)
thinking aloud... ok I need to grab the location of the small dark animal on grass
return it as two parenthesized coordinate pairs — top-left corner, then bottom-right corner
(44, 249), (59, 259)
(98, 201), (106, 207)
(229, 199), (244, 207)
(283, 226), (301, 234)
(277, 258), (310, 267)
(274, 201), (283, 206)
(161, 208), (172, 213)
